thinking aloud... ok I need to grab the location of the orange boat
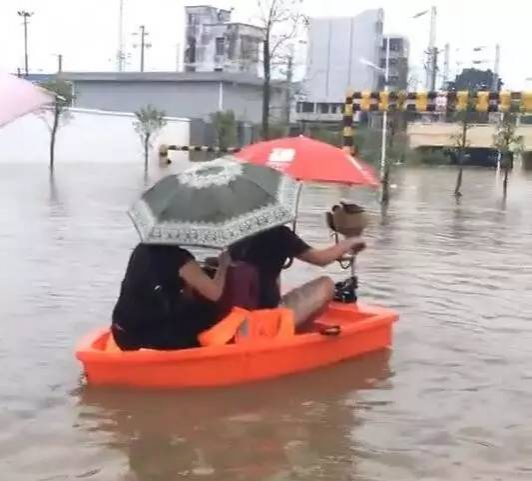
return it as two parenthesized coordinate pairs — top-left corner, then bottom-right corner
(75, 302), (398, 389)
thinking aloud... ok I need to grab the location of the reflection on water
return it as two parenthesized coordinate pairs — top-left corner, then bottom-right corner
(77, 351), (392, 481)
(1, 161), (532, 480)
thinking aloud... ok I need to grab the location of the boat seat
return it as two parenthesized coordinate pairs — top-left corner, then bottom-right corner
(198, 306), (295, 347)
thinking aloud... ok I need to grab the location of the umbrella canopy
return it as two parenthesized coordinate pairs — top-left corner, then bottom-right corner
(235, 135), (378, 187)
(128, 157), (301, 248)
(0, 72), (54, 128)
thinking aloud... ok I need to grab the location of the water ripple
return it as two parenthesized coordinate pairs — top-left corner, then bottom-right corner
(1, 163), (532, 480)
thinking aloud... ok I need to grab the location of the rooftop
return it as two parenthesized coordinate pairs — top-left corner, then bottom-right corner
(28, 71), (268, 87)
(25, 71), (286, 89)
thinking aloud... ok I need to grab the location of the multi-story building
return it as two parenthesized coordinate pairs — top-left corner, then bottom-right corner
(184, 5), (263, 75)
(378, 35), (409, 91)
(297, 9), (384, 123)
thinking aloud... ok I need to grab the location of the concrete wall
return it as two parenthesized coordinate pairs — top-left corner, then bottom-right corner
(408, 122), (532, 149)
(0, 108), (189, 164)
(305, 10), (383, 103)
(72, 80), (283, 124)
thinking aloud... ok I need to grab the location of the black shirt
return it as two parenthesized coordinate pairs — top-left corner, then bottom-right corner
(229, 226), (310, 308)
(112, 244), (214, 350)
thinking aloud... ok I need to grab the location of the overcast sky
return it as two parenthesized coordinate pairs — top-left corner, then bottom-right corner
(1, 0), (531, 89)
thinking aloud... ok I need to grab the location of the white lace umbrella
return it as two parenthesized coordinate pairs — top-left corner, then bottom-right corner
(0, 72), (53, 128)
(128, 156), (302, 249)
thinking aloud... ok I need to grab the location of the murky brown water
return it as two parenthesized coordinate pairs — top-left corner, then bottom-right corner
(1, 160), (532, 481)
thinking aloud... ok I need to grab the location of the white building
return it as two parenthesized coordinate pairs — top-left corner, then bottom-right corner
(305, 10), (384, 101)
(184, 6), (264, 75)
(297, 9), (384, 122)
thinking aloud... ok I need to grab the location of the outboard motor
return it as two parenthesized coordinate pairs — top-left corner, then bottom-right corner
(325, 201), (368, 304)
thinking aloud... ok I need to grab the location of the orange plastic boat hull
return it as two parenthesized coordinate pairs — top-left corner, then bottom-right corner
(75, 302), (398, 389)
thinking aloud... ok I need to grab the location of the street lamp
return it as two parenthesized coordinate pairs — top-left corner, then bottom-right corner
(360, 35), (390, 182)
(411, 6), (437, 90)
(17, 10), (33, 77)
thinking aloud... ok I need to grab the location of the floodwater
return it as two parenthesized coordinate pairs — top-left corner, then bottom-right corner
(1, 159), (532, 481)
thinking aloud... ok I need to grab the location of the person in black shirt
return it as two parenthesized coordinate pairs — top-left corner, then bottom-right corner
(229, 226), (365, 329)
(111, 244), (230, 350)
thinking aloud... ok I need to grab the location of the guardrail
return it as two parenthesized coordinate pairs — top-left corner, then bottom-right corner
(342, 90), (532, 153)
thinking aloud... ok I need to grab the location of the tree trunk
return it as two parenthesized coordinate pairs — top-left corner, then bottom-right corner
(261, 35), (271, 140)
(144, 135), (150, 171)
(502, 152), (513, 199)
(380, 162), (390, 204)
(502, 165), (510, 198)
(454, 119), (468, 198)
(49, 103), (60, 171)
(454, 166), (463, 197)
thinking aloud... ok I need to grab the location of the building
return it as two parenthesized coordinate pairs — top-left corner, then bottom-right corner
(28, 72), (285, 143)
(54, 71), (284, 123)
(184, 5), (263, 75)
(297, 9), (384, 123)
(379, 35), (409, 91)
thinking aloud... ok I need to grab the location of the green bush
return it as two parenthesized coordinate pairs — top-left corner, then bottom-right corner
(210, 110), (237, 149)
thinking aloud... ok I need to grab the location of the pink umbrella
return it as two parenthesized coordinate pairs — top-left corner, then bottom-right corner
(0, 71), (54, 128)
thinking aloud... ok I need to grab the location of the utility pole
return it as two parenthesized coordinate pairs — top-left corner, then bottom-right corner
(381, 36), (390, 182)
(284, 54), (294, 127)
(117, 0), (125, 71)
(430, 47), (439, 91)
(56, 54), (63, 73)
(133, 25), (151, 72)
(426, 6), (437, 90)
(443, 43), (450, 88)
(17, 10), (33, 77)
(492, 44), (500, 91)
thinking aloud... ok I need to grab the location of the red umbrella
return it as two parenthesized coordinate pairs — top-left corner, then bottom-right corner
(235, 135), (378, 187)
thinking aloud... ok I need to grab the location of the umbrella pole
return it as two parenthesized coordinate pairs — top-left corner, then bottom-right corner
(293, 183), (303, 234)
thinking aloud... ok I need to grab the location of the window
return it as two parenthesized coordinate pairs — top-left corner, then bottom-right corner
(318, 103), (329, 114)
(390, 40), (402, 52)
(215, 37), (225, 56)
(301, 102), (314, 113)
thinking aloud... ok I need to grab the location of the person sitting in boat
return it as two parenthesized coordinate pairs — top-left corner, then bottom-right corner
(228, 225), (365, 331)
(111, 243), (231, 351)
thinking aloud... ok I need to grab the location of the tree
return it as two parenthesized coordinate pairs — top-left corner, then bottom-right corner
(493, 113), (524, 197)
(38, 78), (74, 171)
(133, 105), (167, 171)
(452, 68), (503, 92)
(255, 0), (305, 140)
(450, 99), (474, 198)
(210, 110), (237, 150)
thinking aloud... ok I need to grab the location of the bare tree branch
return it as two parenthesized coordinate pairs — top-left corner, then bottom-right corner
(255, 0), (304, 139)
